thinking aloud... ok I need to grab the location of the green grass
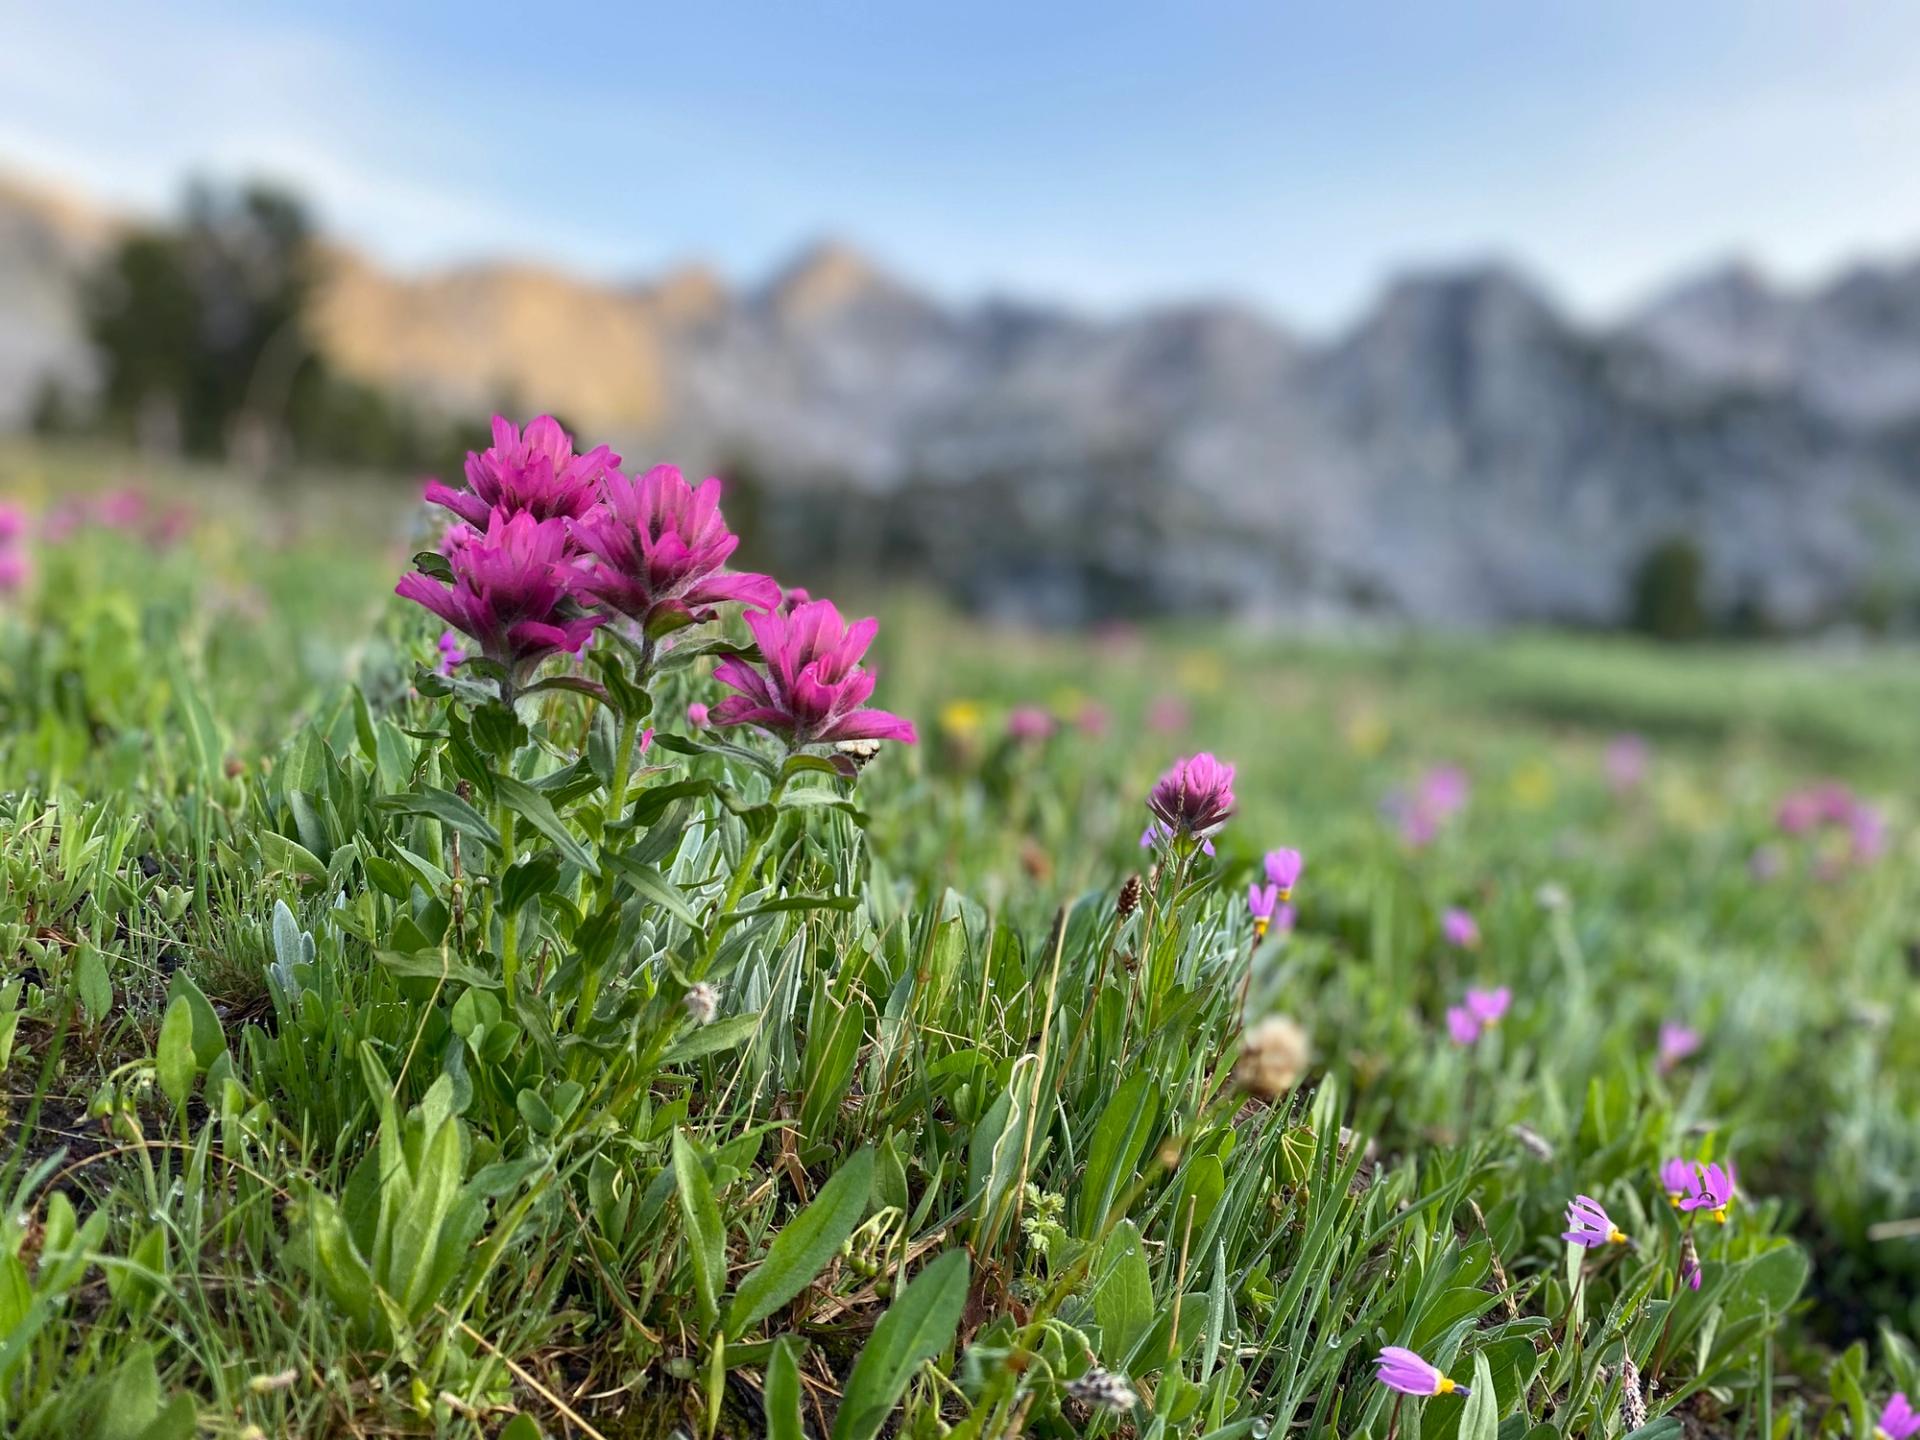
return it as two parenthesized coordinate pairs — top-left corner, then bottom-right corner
(0, 446), (1916, 1438)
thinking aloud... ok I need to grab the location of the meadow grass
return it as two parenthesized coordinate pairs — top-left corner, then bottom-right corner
(0, 445), (1915, 1438)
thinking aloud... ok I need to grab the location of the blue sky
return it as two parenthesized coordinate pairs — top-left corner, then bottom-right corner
(4, 0), (1920, 330)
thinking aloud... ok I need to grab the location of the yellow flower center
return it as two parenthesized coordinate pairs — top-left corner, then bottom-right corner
(1712, 1206), (1728, 1225)
(1608, 1228), (1629, 1245)
(1278, 886), (1293, 902)
(1668, 1194), (1683, 1208)
(1254, 918), (1270, 938)
(1436, 1377), (1456, 1396)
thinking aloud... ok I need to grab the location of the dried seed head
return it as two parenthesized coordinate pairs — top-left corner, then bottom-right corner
(1508, 1123), (1556, 1162)
(1234, 1015), (1310, 1098)
(683, 983), (718, 1026)
(1067, 1368), (1138, 1412)
(1619, 1357), (1647, 1433)
(1116, 874), (1142, 919)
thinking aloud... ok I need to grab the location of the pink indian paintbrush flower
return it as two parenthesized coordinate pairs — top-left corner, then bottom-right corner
(1441, 908), (1480, 950)
(1264, 848), (1303, 899)
(0, 503), (25, 544)
(778, 586), (812, 614)
(426, 414), (613, 528)
(710, 598), (917, 747)
(1374, 1347), (1469, 1398)
(1563, 1194), (1630, 1248)
(1877, 1393), (1920, 1440)
(1006, 706), (1056, 742)
(1678, 1161), (1735, 1223)
(396, 510), (603, 684)
(1657, 1021), (1701, 1073)
(1147, 753), (1236, 845)
(569, 464), (779, 633)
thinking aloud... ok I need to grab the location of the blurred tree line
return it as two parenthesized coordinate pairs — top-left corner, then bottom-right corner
(32, 180), (487, 476)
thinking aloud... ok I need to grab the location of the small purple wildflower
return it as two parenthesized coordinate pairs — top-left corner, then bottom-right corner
(687, 702), (710, 729)
(1605, 733), (1650, 792)
(436, 630), (466, 676)
(1446, 1006), (1483, 1046)
(1441, 908), (1480, 950)
(1657, 1021), (1701, 1074)
(1877, 1393), (1920, 1440)
(1373, 1347), (1468, 1398)
(1678, 1162), (1736, 1224)
(1660, 1157), (1693, 1205)
(1263, 847), (1303, 899)
(1006, 706), (1056, 743)
(1247, 882), (1281, 938)
(1562, 1194), (1629, 1248)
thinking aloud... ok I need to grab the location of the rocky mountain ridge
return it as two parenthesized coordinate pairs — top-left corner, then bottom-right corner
(4, 171), (1919, 626)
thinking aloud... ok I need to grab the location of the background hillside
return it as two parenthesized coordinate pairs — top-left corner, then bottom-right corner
(7, 169), (1920, 629)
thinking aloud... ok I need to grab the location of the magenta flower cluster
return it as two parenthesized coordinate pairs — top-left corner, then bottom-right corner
(398, 414), (914, 747)
(1385, 764), (1470, 847)
(1146, 753), (1237, 848)
(1775, 780), (1889, 872)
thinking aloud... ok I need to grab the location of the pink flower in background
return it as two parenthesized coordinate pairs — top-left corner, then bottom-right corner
(1386, 764), (1470, 847)
(1006, 706), (1056, 742)
(396, 510), (602, 680)
(687, 702), (710, 729)
(1263, 848), (1303, 898)
(1605, 733), (1650, 791)
(1441, 908), (1480, 950)
(1374, 1347), (1468, 1398)
(1445, 1006), (1483, 1045)
(1562, 1194), (1629, 1248)
(571, 464), (779, 632)
(96, 487), (148, 530)
(436, 630), (466, 676)
(1877, 1394), (1920, 1440)
(0, 503), (27, 594)
(1849, 803), (1889, 864)
(1657, 1021), (1701, 1073)
(1147, 753), (1236, 844)
(1466, 986), (1510, 1025)
(710, 599), (917, 746)
(1679, 1161), (1736, 1223)
(426, 414), (613, 528)
(1146, 694), (1189, 734)
(1446, 985), (1509, 1044)
(0, 549), (28, 594)
(1660, 1157), (1694, 1203)
(1247, 881), (1280, 935)
(1077, 700), (1112, 737)
(0, 503), (25, 544)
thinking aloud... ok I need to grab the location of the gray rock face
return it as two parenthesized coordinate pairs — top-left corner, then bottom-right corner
(3, 175), (1918, 628)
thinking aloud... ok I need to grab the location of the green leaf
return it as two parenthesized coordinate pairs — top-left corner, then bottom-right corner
(1076, 1071), (1160, 1237)
(374, 787), (501, 854)
(164, 972), (225, 1068)
(831, 1248), (970, 1440)
(1457, 1351), (1497, 1440)
(1093, 1220), (1154, 1365)
(727, 1148), (874, 1337)
(661, 1013), (761, 1065)
(376, 949), (502, 991)
(673, 1131), (727, 1331)
(155, 996), (197, 1111)
(493, 772), (600, 877)
(765, 1335), (805, 1440)
(74, 943), (111, 1024)
(605, 850), (700, 927)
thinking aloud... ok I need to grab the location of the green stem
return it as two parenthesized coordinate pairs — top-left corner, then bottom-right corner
(497, 805), (520, 1003)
